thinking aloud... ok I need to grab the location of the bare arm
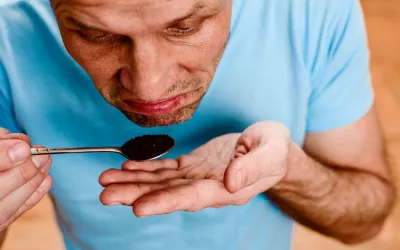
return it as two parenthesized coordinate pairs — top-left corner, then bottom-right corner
(0, 229), (6, 247)
(266, 107), (396, 244)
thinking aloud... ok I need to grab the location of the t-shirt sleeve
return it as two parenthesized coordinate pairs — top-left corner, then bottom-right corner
(306, 0), (374, 132)
(0, 59), (23, 133)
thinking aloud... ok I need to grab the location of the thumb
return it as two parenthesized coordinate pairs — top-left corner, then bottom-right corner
(224, 140), (289, 194)
(224, 146), (267, 194)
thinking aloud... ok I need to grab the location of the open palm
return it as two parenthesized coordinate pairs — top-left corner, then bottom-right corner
(99, 122), (290, 217)
(176, 133), (240, 181)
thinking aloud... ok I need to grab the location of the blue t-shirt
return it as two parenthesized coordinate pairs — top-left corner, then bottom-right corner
(0, 0), (373, 249)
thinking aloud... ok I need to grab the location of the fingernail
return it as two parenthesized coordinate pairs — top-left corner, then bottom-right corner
(32, 155), (49, 169)
(235, 170), (243, 191)
(8, 143), (30, 164)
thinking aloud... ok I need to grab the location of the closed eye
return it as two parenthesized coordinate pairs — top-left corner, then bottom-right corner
(77, 29), (124, 43)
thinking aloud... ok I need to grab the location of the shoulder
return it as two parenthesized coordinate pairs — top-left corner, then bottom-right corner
(290, 0), (360, 21)
(0, 0), (58, 55)
(0, 0), (52, 21)
(301, 0), (364, 38)
(258, 0), (360, 25)
(285, 0), (366, 74)
(0, 0), (49, 10)
(0, 0), (69, 101)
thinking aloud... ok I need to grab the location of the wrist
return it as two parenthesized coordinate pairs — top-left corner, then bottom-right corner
(0, 228), (7, 246)
(268, 141), (334, 197)
(274, 141), (308, 190)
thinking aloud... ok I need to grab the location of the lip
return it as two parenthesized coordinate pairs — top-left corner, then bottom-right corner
(124, 95), (184, 115)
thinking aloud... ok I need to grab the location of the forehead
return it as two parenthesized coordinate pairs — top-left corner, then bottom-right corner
(54, 0), (223, 18)
(54, 0), (224, 31)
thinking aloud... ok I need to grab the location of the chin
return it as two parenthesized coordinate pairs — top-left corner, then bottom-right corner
(121, 101), (201, 128)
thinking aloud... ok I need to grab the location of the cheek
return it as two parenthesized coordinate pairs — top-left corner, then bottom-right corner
(59, 29), (124, 84)
(179, 17), (230, 70)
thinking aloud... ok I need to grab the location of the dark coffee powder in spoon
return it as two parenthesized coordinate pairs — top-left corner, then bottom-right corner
(121, 134), (175, 161)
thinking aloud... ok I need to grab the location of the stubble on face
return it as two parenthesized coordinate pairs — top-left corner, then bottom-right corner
(109, 42), (227, 127)
(53, 0), (231, 127)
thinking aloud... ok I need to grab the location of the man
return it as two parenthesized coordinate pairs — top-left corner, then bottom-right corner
(0, 0), (396, 249)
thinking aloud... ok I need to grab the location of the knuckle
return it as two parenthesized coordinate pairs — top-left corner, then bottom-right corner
(136, 171), (155, 182)
(5, 133), (31, 144)
(157, 169), (179, 180)
(31, 154), (51, 170)
(27, 175), (44, 191)
(23, 196), (38, 211)
(134, 183), (145, 196)
(121, 161), (134, 170)
(44, 156), (52, 169)
(158, 189), (173, 200)
(15, 133), (30, 143)
(176, 154), (188, 164)
(0, 202), (11, 226)
(239, 134), (253, 149)
(258, 121), (290, 136)
(17, 164), (36, 183)
(148, 161), (162, 170)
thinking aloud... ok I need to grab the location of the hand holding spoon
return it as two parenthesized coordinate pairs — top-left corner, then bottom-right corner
(30, 134), (175, 161)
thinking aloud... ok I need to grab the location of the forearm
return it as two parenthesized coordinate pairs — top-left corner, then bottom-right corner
(266, 142), (396, 244)
(0, 229), (7, 247)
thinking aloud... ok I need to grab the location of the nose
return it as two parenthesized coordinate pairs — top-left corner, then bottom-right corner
(120, 38), (178, 102)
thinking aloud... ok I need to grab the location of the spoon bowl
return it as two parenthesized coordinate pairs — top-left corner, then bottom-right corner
(30, 134), (175, 161)
(120, 134), (175, 161)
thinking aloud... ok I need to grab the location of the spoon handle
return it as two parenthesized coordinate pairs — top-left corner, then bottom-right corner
(30, 147), (122, 156)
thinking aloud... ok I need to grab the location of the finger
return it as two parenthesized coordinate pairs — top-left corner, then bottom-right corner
(2, 133), (30, 144)
(133, 180), (229, 217)
(99, 168), (182, 186)
(134, 177), (279, 217)
(241, 121), (291, 142)
(0, 171), (49, 225)
(0, 128), (11, 137)
(224, 143), (287, 194)
(0, 175), (52, 229)
(122, 159), (178, 171)
(0, 140), (31, 171)
(99, 179), (190, 206)
(0, 154), (51, 200)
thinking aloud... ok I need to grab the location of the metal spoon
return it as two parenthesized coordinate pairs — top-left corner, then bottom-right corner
(30, 134), (175, 161)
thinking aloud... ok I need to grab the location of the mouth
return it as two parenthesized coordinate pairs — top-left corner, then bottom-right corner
(123, 92), (196, 116)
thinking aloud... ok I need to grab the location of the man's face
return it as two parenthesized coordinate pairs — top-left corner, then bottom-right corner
(52, 0), (232, 127)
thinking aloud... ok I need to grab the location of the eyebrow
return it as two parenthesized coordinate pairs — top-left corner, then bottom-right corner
(66, 16), (105, 31)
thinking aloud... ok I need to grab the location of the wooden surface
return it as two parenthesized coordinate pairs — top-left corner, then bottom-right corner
(3, 0), (400, 249)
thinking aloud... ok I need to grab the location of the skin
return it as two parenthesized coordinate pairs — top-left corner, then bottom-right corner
(0, 128), (53, 245)
(0, 0), (395, 246)
(52, 0), (231, 127)
(0, 229), (5, 246)
(99, 108), (395, 244)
